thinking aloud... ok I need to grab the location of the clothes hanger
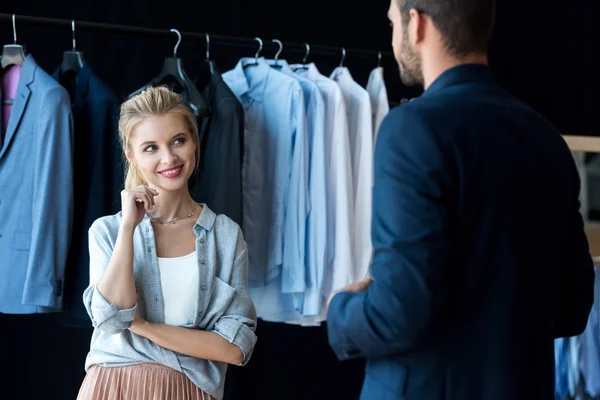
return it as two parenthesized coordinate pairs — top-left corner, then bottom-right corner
(292, 43), (311, 72)
(339, 47), (346, 68)
(129, 29), (209, 117)
(194, 33), (218, 91)
(268, 39), (283, 70)
(242, 37), (263, 69)
(60, 20), (85, 75)
(204, 33), (216, 75)
(1, 14), (28, 69)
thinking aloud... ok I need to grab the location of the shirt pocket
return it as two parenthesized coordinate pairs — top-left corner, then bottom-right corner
(197, 276), (237, 329)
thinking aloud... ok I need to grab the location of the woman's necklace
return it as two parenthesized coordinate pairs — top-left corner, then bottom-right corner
(147, 202), (200, 225)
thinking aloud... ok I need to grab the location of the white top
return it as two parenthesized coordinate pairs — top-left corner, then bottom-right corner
(158, 251), (199, 326)
(330, 66), (374, 283)
(366, 67), (390, 144)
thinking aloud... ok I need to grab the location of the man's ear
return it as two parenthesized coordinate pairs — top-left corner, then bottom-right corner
(409, 8), (425, 47)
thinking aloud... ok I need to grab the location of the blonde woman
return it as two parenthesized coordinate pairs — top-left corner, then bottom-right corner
(77, 86), (257, 400)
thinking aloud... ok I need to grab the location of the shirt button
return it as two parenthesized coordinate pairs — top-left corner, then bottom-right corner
(200, 238), (204, 244)
(201, 285), (206, 290)
(147, 248), (151, 253)
(200, 259), (205, 264)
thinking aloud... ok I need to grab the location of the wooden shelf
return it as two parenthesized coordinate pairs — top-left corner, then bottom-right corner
(562, 135), (600, 153)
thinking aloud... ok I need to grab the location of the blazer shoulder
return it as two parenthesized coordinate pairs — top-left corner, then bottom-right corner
(378, 104), (432, 139)
(34, 67), (70, 100)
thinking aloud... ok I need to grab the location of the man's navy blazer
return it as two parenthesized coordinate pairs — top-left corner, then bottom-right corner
(327, 64), (595, 400)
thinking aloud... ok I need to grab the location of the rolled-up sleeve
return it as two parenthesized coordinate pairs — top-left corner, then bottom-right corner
(211, 234), (258, 366)
(83, 223), (137, 334)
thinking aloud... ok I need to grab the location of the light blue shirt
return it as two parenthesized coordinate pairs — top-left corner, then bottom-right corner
(257, 59), (328, 318)
(223, 58), (309, 295)
(580, 268), (600, 397)
(83, 205), (257, 400)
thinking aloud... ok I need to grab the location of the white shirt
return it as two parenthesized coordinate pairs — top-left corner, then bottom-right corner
(330, 66), (374, 283)
(158, 251), (199, 326)
(366, 67), (390, 144)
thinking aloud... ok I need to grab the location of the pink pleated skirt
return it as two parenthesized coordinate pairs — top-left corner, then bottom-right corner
(76, 363), (215, 400)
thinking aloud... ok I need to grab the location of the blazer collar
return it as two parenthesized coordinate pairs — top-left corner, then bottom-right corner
(52, 64), (91, 113)
(423, 63), (496, 97)
(0, 54), (36, 161)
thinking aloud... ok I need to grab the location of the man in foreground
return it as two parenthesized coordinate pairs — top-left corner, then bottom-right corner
(326, 0), (595, 399)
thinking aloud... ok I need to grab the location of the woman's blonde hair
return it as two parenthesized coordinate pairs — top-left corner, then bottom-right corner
(118, 86), (200, 189)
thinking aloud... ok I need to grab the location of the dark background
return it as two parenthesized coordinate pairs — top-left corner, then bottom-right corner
(0, 0), (598, 399)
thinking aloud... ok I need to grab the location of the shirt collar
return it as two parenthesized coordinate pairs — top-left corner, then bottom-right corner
(289, 62), (323, 82)
(423, 63), (496, 97)
(265, 58), (294, 75)
(225, 57), (271, 103)
(370, 66), (384, 81)
(330, 66), (354, 87)
(194, 203), (216, 232)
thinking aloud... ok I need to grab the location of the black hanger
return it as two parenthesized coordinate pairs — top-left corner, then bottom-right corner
(268, 39), (283, 70)
(60, 20), (84, 75)
(129, 29), (209, 118)
(242, 37), (263, 69)
(1, 15), (27, 69)
(292, 43), (311, 72)
(195, 33), (217, 90)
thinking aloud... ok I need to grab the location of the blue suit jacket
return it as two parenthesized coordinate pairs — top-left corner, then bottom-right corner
(0, 55), (74, 313)
(327, 64), (595, 400)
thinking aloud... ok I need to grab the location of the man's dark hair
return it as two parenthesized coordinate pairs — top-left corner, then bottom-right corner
(398, 0), (495, 57)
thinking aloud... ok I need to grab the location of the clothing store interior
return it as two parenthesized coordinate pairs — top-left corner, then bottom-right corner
(0, 0), (598, 399)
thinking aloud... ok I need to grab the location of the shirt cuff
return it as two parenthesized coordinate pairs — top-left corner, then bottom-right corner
(90, 286), (137, 334)
(213, 318), (258, 366)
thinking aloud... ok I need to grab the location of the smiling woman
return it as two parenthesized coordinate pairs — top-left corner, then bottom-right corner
(76, 86), (258, 400)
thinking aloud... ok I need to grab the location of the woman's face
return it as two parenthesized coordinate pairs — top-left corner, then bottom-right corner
(127, 113), (197, 192)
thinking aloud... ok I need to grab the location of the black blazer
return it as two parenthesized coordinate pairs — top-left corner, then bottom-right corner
(326, 64), (595, 400)
(53, 65), (123, 327)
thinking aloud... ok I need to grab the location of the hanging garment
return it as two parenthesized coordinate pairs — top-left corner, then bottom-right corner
(580, 268), (600, 398)
(568, 336), (581, 397)
(366, 66), (390, 144)
(330, 66), (374, 283)
(189, 67), (244, 227)
(223, 57), (309, 294)
(290, 62), (354, 326)
(0, 54), (74, 314)
(51, 64), (122, 327)
(556, 338), (570, 398)
(1, 65), (21, 143)
(247, 58), (327, 321)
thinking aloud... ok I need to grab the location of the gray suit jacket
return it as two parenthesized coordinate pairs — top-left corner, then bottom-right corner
(0, 55), (74, 313)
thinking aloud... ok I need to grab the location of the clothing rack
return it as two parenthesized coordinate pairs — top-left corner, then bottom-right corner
(0, 13), (393, 61)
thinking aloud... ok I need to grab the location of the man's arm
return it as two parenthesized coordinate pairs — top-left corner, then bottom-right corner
(327, 106), (452, 360)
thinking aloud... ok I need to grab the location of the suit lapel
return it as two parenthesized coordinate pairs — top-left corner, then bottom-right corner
(0, 55), (35, 161)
